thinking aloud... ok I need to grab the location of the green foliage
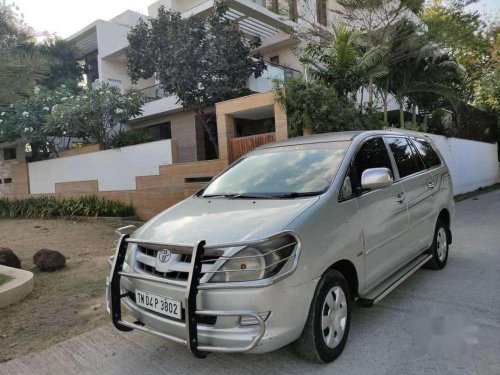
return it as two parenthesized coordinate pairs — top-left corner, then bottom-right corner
(0, 274), (10, 287)
(0, 3), (49, 110)
(301, 24), (388, 99)
(36, 38), (84, 89)
(275, 78), (382, 137)
(110, 130), (154, 148)
(421, 0), (496, 104)
(47, 83), (145, 149)
(0, 85), (78, 160)
(126, 1), (266, 155)
(473, 68), (499, 113)
(0, 196), (134, 219)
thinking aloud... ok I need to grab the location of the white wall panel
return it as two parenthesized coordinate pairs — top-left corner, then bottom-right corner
(425, 133), (499, 195)
(28, 140), (173, 194)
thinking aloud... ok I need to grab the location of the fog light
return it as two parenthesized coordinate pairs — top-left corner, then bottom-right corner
(239, 312), (270, 326)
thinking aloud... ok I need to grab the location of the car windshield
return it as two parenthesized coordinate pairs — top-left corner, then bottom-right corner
(201, 142), (349, 198)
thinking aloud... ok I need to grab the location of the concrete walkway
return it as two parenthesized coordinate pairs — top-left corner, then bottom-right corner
(1, 190), (500, 375)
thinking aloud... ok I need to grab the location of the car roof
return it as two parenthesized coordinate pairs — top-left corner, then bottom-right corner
(257, 129), (426, 150)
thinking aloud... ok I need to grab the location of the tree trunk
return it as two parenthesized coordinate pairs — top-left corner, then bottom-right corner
(199, 111), (219, 159)
(359, 88), (364, 114)
(399, 100), (404, 129)
(367, 79), (373, 112)
(382, 80), (388, 127)
(411, 104), (417, 128)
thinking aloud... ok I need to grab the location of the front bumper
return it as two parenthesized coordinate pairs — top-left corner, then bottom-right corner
(106, 234), (313, 357)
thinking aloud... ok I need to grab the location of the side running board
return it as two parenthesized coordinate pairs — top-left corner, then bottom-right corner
(359, 253), (432, 307)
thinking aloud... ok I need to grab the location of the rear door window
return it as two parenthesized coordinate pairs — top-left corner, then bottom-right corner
(386, 137), (425, 178)
(411, 138), (442, 168)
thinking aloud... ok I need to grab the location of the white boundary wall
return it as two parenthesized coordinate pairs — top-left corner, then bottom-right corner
(28, 140), (173, 194)
(425, 134), (499, 195)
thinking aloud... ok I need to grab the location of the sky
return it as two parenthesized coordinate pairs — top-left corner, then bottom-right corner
(10, 0), (500, 39)
(13, 0), (151, 38)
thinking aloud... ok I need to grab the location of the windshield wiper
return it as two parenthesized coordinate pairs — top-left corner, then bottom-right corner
(270, 192), (322, 199)
(202, 193), (275, 199)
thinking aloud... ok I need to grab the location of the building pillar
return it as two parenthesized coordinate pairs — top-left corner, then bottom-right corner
(216, 114), (235, 161)
(274, 102), (288, 141)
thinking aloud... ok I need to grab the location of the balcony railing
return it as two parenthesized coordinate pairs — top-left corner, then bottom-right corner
(134, 84), (166, 103)
(126, 61), (301, 103)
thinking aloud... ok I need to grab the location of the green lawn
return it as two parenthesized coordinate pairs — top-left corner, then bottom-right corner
(0, 274), (10, 287)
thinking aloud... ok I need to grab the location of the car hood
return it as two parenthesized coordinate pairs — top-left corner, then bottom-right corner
(132, 196), (320, 245)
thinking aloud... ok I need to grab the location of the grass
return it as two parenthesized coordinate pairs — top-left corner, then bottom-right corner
(0, 274), (10, 287)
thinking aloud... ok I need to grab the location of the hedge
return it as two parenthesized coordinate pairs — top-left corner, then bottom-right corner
(0, 196), (134, 219)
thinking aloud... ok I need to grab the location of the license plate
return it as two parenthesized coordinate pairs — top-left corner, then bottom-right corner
(135, 290), (182, 320)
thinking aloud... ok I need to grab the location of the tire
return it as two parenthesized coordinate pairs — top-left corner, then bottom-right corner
(424, 218), (449, 270)
(294, 269), (352, 363)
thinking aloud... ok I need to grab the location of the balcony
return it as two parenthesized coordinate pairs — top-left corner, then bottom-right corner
(249, 62), (301, 93)
(128, 61), (301, 120)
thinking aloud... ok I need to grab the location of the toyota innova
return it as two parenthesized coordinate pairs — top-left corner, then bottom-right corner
(107, 130), (453, 363)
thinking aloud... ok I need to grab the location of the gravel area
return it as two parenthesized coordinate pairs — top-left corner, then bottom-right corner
(0, 219), (116, 363)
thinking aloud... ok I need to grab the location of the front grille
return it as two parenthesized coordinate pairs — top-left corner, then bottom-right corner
(137, 262), (188, 280)
(135, 246), (220, 281)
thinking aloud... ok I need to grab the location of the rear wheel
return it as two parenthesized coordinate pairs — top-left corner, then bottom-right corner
(425, 218), (449, 270)
(294, 270), (351, 363)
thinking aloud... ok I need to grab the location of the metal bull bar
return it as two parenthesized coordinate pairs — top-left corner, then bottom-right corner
(108, 234), (267, 358)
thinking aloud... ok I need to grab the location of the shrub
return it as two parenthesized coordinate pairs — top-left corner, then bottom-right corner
(0, 196), (134, 219)
(110, 130), (154, 148)
(275, 78), (383, 137)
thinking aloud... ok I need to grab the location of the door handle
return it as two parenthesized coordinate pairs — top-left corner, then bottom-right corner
(396, 193), (406, 203)
(427, 180), (435, 189)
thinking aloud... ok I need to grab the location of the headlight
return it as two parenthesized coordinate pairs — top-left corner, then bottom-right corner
(209, 234), (298, 283)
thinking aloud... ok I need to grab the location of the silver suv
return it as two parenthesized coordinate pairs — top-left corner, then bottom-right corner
(107, 130), (453, 363)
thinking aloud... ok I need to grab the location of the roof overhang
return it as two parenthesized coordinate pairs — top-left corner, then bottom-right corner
(66, 22), (99, 58)
(183, 0), (295, 42)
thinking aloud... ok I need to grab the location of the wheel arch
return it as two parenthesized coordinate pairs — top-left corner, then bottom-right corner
(437, 208), (452, 244)
(327, 259), (359, 299)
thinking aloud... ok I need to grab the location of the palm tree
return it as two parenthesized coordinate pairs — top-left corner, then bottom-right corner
(0, 2), (49, 110)
(382, 21), (461, 128)
(0, 49), (49, 110)
(300, 24), (389, 102)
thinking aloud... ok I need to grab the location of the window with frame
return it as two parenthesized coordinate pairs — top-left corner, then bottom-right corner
(352, 137), (393, 188)
(386, 137), (425, 178)
(3, 148), (16, 161)
(143, 122), (172, 141)
(411, 138), (442, 168)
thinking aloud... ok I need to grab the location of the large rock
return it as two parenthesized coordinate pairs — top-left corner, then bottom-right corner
(0, 247), (21, 269)
(33, 249), (66, 272)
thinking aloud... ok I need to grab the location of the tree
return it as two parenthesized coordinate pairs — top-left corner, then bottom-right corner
(126, 2), (266, 156)
(0, 85), (78, 160)
(421, 0), (493, 102)
(47, 83), (145, 150)
(0, 3), (48, 110)
(275, 77), (382, 137)
(36, 38), (83, 89)
(300, 23), (388, 102)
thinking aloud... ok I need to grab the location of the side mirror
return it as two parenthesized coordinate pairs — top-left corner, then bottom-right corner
(361, 168), (393, 191)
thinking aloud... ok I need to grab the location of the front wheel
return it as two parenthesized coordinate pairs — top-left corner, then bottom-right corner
(294, 270), (352, 363)
(424, 218), (449, 270)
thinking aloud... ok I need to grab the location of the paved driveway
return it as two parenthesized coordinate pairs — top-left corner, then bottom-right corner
(1, 190), (500, 375)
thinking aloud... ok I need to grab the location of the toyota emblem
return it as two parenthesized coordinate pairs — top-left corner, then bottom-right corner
(158, 249), (172, 263)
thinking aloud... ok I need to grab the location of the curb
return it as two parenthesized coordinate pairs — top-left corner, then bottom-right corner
(0, 265), (34, 309)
